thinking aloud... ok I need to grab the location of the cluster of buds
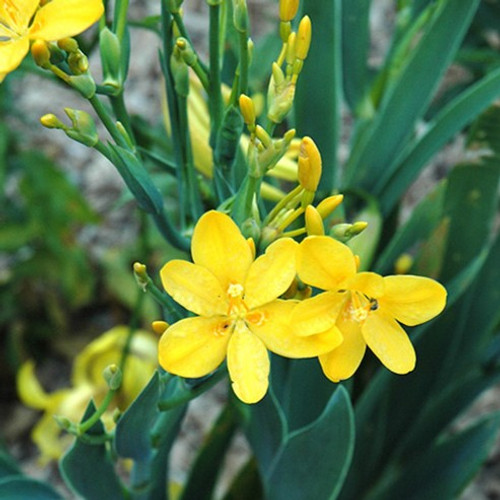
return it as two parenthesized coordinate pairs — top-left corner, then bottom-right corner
(40, 108), (99, 147)
(31, 38), (96, 98)
(267, 0), (312, 124)
(239, 94), (296, 177)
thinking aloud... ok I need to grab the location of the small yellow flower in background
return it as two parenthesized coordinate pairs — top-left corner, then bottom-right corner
(17, 326), (157, 463)
(0, 0), (103, 81)
(291, 236), (447, 382)
(158, 210), (339, 404)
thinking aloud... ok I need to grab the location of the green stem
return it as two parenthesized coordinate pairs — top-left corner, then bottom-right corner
(231, 174), (261, 224)
(238, 31), (249, 95)
(209, 2), (223, 140)
(78, 389), (117, 434)
(89, 94), (129, 148)
(113, 0), (129, 43)
(157, 369), (226, 411)
(110, 92), (136, 145)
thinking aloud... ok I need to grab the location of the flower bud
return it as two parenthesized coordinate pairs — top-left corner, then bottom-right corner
(170, 49), (189, 98)
(57, 37), (79, 53)
(239, 94), (256, 130)
(279, 0), (299, 22)
(100, 27), (122, 94)
(152, 320), (169, 335)
(394, 253), (414, 274)
(176, 37), (197, 66)
(68, 74), (96, 99)
(233, 0), (249, 32)
(305, 205), (325, 236)
(103, 364), (122, 391)
(40, 113), (65, 130)
(295, 15), (312, 61)
(64, 108), (99, 147)
(133, 262), (148, 291)
(316, 194), (343, 218)
(298, 136), (322, 192)
(31, 40), (51, 68)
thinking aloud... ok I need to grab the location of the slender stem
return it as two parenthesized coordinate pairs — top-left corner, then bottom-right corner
(110, 92), (136, 145)
(157, 369), (226, 411)
(209, 2), (223, 142)
(113, 0), (129, 43)
(78, 388), (117, 434)
(238, 31), (249, 96)
(89, 94), (129, 148)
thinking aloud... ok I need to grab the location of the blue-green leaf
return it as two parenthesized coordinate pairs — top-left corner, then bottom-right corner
(0, 477), (63, 500)
(266, 386), (354, 500)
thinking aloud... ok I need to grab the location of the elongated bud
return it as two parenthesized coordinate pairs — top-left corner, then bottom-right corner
(40, 113), (66, 130)
(298, 136), (322, 192)
(305, 205), (324, 236)
(68, 51), (89, 75)
(152, 320), (169, 334)
(68, 74), (96, 98)
(295, 15), (312, 60)
(57, 37), (79, 53)
(239, 94), (256, 130)
(330, 222), (369, 243)
(233, 0), (249, 32)
(100, 27), (122, 94)
(176, 37), (197, 66)
(286, 32), (296, 67)
(170, 49), (189, 97)
(31, 40), (51, 68)
(64, 108), (99, 147)
(103, 364), (122, 390)
(394, 253), (414, 274)
(316, 194), (343, 218)
(280, 0), (299, 22)
(133, 262), (148, 291)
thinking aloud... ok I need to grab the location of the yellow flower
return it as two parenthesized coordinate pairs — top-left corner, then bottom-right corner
(17, 326), (157, 463)
(291, 236), (447, 382)
(0, 0), (103, 81)
(158, 210), (339, 404)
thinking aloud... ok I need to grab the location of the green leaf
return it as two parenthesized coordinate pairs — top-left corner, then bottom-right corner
(222, 459), (264, 500)
(295, 0), (342, 192)
(60, 401), (124, 500)
(367, 413), (500, 500)
(266, 386), (354, 500)
(180, 404), (238, 500)
(0, 477), (63, 500)
(108, 144), (164, 215)
(344, 0), (480, 190)
(439, 160), (500, 282)
(341, 0), (371, 115)
(0, 449), (20, 478)
(379, 67), (500, 213)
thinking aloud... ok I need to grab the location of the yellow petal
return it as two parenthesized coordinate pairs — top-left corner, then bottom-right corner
(227, 321), (270, 404)
(0, 37), (30, 73)
(319, 315), (366, 382)
(297, 236), (357, 291)
(290, 291), (345, 336)
(362, 310), (416, 374)
(250, 300), (343, 357)
(380, 275), (447, 326)
(16, 360), (51, 409)
(0, 0), (38, 32)
(28, 0), (104, 41)
(244, 238), (298, 309)
(32, 412), (68, 464)
(191, 211), (253, 291)
(345, 271), (385, 298)
(158, 316), (230, 378)
(160, 260), (227, 316)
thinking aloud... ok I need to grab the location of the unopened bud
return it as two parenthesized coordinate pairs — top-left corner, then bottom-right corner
(103, 364), (122, 391)
(68, 74), (96, 98)
(170, 50), (189, 97)
(298, 136), (322, 192)
(233, 0), (249, 32)
(286, 32), (296, 66)
(64, 108), (99, 147)
(40, 113), (65, 130)
(100, 27), (122, 94)
(31, 40), (51, 68)
(394, 253), (414, 274)
(279, 0), (299, 22)
(152, 320), (169, 335)
(57, 37), (79, 53)
(54, 415), (72, 430)
(133, 262), (148, 291)
(239, 94), (256, 130)
(305, 205), (324, 236)
(316, 195), (344, 219)
(176, 37), (197, 66)
(295, 16), (312, 61)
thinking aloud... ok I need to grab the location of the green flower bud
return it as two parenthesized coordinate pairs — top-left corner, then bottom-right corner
(103, 364), (122, 391)
(64, 108), (99, 147)
(99, 27), (123, 95)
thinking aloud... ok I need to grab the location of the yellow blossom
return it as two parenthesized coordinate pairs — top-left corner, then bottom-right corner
(291, 236), (447, 382)
(17, 326), (157, 463)
(158, 210), (339, 404)
(0, 0), (103, 81)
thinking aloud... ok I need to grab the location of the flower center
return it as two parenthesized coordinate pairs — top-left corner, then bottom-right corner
(0, 0), (29, 39)
(344, 291), (378, 323)
(226, 282), (248, 318)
